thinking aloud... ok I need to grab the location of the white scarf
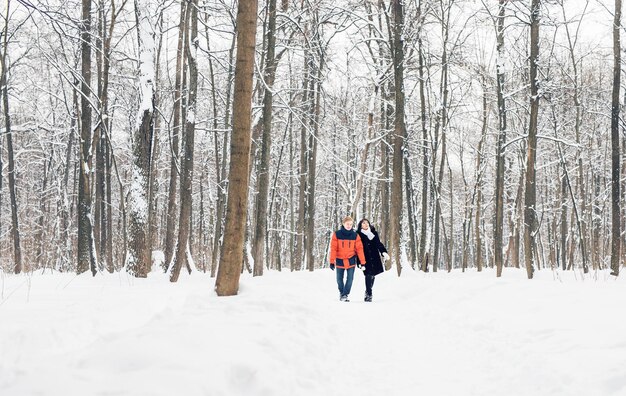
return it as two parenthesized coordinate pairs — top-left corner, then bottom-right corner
(360, 228), (375, 240)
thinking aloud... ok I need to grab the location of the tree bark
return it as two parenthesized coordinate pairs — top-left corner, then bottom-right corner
(494, 0), (506, 277)
(389, 0), (406, 276)
(127, 0), (155, 278)
(611, 0), (622, 276)
(252, 0), (278, 276)
(170, 0), (198, 282)
(215, 0), (259, 295)
(210, 33), (235, 278)
(1, 2), (22, 274)
(417, 0), (429, 269)
(405, 156), (417, 268)
(305, 54), (322, 272)
(476, 79), (488, 272)
(164, 0), (188, 269)
(295, 43), (311, 272)
(78, 0), (98, 276)
(524, 0), (541, 280)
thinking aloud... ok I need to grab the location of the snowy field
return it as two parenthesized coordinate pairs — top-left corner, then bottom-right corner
(1, 267), (625, 396)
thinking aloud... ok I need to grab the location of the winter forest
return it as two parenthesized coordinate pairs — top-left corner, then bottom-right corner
(1, 0), (624, 283)
(3, 0), (626, 394)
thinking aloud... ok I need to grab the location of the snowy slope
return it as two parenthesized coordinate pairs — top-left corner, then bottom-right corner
(1, 268), (625, 396)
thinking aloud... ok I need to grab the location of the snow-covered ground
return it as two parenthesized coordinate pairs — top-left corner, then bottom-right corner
(1, 267), (625, 396)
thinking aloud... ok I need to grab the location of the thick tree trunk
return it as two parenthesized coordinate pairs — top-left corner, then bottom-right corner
(611, 0), (622, 276)
(215, 0), (259, 295)
(524, 0), (541, 280)
(389, 0), (406, 276)
(78, 0), (97, 276)
(127, 0), (155, 278)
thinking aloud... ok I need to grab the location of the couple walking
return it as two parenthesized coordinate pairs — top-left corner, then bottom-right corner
(329, 216), (389, 302)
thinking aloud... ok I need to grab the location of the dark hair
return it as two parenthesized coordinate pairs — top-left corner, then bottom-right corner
(357, 218), (376, 233)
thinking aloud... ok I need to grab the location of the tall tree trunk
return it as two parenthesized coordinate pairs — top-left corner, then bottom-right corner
(560, 174), (568, 270)
(215, 0), (259, 295)
(476, 79), (488, 272)
(405, 156), (417, 268)
(210, 34), (235, 278)
(164, 0), (188, 269)
(417, 1), (429, 269)
(389, 0), (406, 276)
(78, 0), (97, 275)
(252, 0), (278, 276)
(105, 131), (113, 272)
(295, 44), (311, 272)
(306, 54), (322, 272)
(127, 0), (155, 278)
(380, 88), (392, 255)
(1, 2), (22, 274)
(432, 0), (450, 274)
(524, 0), (541, 280)
(611, 0), (622, 276)
(96, 0), (123, 271)
(494, 0), (507, 277)
(148, 9), (164, 258)
(170, 0), (198, 282)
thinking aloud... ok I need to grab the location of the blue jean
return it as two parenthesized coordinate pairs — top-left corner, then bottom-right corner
(336, 267), (355, 296)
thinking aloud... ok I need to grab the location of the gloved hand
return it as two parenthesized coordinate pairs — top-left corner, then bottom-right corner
(382, 252), (390, 261)
(357, 263), (362, 269)
(330, 264), (335, 271)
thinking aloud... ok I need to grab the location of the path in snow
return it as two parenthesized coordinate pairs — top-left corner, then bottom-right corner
(1, 267), (625, 396)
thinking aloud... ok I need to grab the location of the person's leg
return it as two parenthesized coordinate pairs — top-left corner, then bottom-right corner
(365, 275), (374, 297)
(336, 267), (345, 297)
(343, 267), (355, 297)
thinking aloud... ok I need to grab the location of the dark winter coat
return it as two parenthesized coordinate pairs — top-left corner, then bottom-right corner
(356, 224), (387, 276)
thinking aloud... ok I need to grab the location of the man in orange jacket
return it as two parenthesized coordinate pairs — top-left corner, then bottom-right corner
(330, 216), (366, 302)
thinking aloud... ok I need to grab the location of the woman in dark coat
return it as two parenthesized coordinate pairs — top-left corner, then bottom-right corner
(356, 218), (389, 302)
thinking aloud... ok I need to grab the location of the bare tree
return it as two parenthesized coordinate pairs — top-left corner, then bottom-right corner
(252, 0), (279, 276)
(493, 0), (506, 277)
(611, 0), (622, 276)
(170, 0), (198, 283)
(215, 0), (259, 295)
(126, 0), (156, 278)
(77, 0), (97, 275)
(164, 0), (188, 269)
(1, 0), (22, 274)
(389, 0), (406, 276)
(523, 0), (541, 280)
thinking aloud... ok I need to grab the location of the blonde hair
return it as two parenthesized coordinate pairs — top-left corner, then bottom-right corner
(342, 216), (354, 224)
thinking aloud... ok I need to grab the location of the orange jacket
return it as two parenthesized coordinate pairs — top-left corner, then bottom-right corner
(330, 228), (367, 269)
